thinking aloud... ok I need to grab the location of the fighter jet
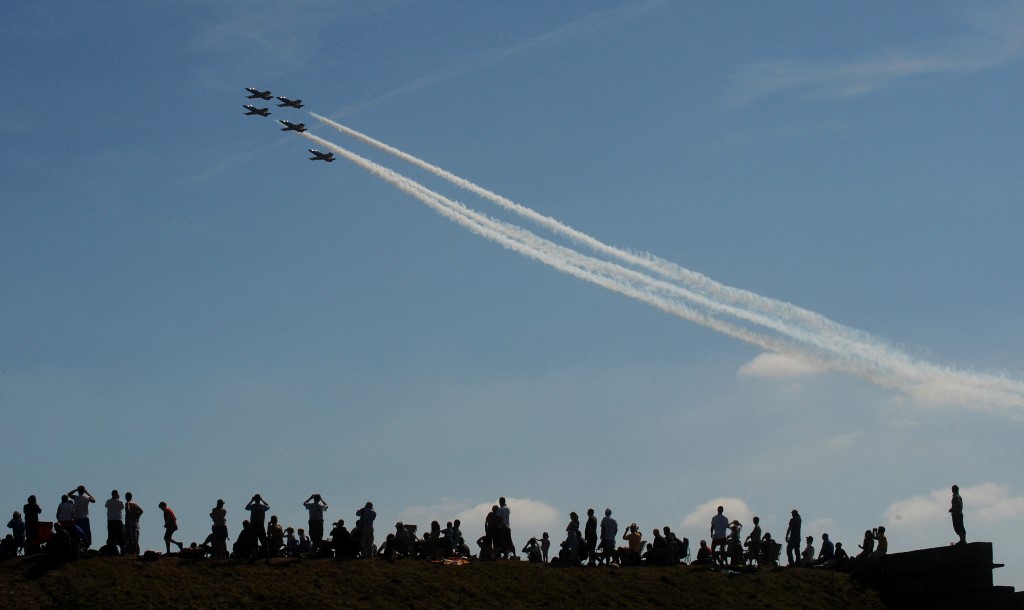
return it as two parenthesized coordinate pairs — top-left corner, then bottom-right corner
(276, 96), (304, 109)
(278, 120), (307, 132)
(242, 105), (271, 116)
(245, 87), (273, 100)
(308, 149), (335, 162)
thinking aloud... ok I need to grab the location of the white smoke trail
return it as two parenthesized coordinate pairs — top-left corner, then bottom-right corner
(300, 129), (1024, 412)
(301, 132), (793, 353)
(310, 115), (890, 364)
(311, 113), (909, 372)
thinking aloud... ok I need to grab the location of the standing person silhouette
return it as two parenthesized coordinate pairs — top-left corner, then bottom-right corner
(124, 492), (143, 556)
(356, 501), (376, 558)
(710, 506), (729, 565)
(245, 494), (270, 558)
(303, 494), (329, 553)
(950, 485), (967, 545)
(785, 510), (802, 566)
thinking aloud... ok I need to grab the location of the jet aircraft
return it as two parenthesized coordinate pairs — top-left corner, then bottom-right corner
(276, 96), (304, 109)
(243, 105), (271, 116)
(245, 87), (273, 100)
(308, 149), (335, 162)
(278, 120), (307, 132)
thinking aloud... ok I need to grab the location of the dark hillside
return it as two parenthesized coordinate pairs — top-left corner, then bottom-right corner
(1, 556), (885, 609)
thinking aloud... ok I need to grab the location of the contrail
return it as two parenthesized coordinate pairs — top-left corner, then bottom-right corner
(300, 129), (1024, 412)
(310, 115), (1024, 406)
(310, 114), (890, 358)
(300, 132), (792, 353)
(313, 112), (910, 370)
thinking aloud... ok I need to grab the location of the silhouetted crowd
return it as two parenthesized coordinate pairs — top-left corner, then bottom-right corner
(8, 486), (964, 574)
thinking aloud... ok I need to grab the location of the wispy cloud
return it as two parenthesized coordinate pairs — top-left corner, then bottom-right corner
(730, 3), (1024, 105)
(329, 0), (667, 117)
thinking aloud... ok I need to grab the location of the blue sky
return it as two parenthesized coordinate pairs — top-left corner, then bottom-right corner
(3, 0), (1024, 586)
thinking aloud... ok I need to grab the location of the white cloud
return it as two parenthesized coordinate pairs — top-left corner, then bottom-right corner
(681, 497), (755, 532)
(885, 483), (1024, 528)
(397, 498), (477, 528)
(730, 4), (1024, 105)
(737, 352), (826, 379)
(397, 496), (562, 543)
(460, 498), (563, 537)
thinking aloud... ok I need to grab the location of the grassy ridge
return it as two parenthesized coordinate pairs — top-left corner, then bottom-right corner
(1, 555), (886, 609)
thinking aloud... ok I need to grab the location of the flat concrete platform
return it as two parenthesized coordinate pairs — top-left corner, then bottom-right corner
(877, 543), (1023, 608)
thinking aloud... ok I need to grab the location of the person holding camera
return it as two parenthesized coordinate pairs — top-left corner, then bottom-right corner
(303, 493), (329, 553)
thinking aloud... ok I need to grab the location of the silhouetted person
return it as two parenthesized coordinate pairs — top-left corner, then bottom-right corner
(56, 494), (75, 528)
(814, 532), (834, 566)
(267, 515), (284, 558)
(727, 521), (744, 566)
(331, 520), (357, 560)
(356, 501), (375, 558)
(284, 527), (297, 556)
(664, 526), (683, 564)
(559, 527), (579, 564)
(834, 542), (849, 569)
(745, 516), (762, 566)
(297, 527), (311, 554)
(245, 494), (270, 557)
(856, 528), (874, 559)
(694, 539), (712, 564)
(234, 520), (257, 561)
(497, 497), (516, 558)
(7, 512), (25, 556)
(950, 484), (966, 544)
(580, 508), (597, 565)
(48, 522), (76, 564)
(870, 526), (887, 560)
(452, 519), (469, 557)
(650, 528), (672, 565)
(69, 485), (96, 549)
(23, 496), (42, 554)
(484, 505), (502, 557)
(522, 536), (543, 562)
(800, 535), (815, 566)
(621, 522), (643, 565)
(785, 509), (802, 566)
(303, 493), (329, 553)
(710, 506), (729, 564)
(158, 501), (184, 553)
(393, 522), (412, 558)
(599, 508), (617, 564)
(104, 490), (124, 554)
(124, 492), (143, 556)
(209, 499), (228, 558)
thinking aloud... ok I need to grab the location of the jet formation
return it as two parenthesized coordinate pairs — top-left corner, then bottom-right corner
(243, 87), (324, 162)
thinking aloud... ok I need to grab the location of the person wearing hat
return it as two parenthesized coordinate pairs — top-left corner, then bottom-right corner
(800, 535), (815, 566)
